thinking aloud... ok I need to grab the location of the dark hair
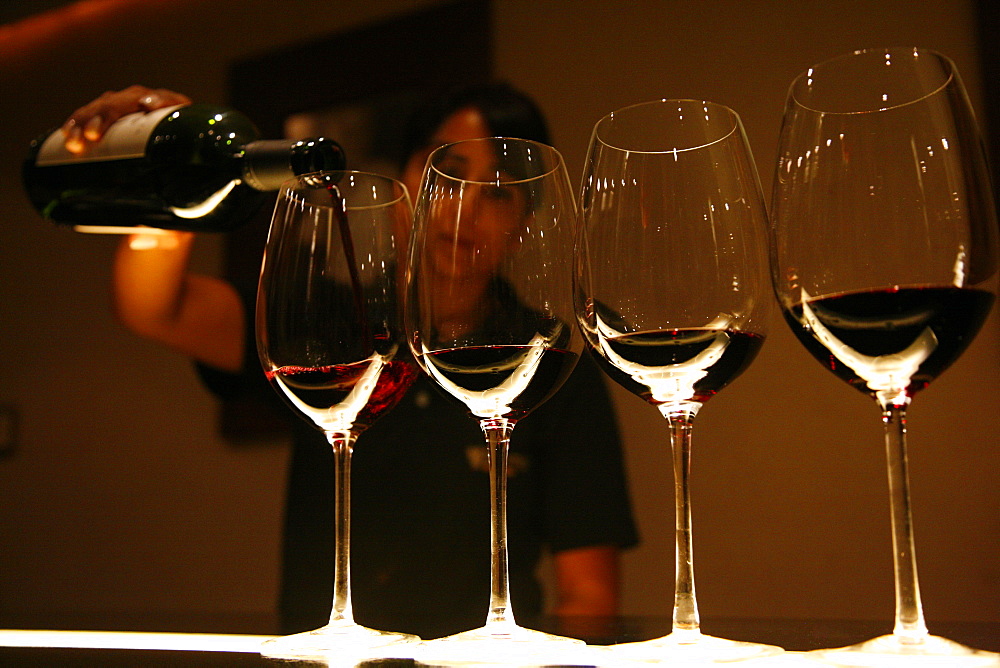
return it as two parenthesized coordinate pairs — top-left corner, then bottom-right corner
(400, 82), (551, 167)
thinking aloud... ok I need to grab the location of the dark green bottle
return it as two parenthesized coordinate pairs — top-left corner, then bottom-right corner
(23, 103), (346, 232)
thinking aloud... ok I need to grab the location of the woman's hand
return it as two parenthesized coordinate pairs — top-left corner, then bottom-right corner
(61, 85), (191, 154)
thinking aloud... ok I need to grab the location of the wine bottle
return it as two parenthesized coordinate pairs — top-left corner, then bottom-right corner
(22, 103), (346, 233)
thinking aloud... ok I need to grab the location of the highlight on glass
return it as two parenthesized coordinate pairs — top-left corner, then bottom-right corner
(405, 137), (600, 666)
(575, 99), (779, 663)
(770, 47), (999, 666)
(256, 171), (420, 660)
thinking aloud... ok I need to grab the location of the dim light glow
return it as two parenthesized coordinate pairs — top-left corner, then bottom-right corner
(0, 629), (273, 653)
(0, 0), (182, 63)
(73, 225), (173, 235)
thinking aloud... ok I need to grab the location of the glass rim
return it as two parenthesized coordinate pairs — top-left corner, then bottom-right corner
(593, 98), (741, 154)
(426, 136), (564, 185)
(279, 169), (410, 212)
(788, 47), (956, 115)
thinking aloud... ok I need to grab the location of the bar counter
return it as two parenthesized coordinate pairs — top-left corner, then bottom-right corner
(1, 615), (998, 666)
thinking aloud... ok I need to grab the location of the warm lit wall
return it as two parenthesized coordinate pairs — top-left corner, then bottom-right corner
(0, 0), (996, 630)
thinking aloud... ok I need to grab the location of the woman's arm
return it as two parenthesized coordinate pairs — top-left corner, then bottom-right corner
(552, 544), (621, 616)
(112, 232), (245, 373)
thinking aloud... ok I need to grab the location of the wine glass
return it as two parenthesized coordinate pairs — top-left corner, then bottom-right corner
(770, 48), (999, 666)
(575, 99), (780, 663)
(256, 171), (421, 660)
(405, 137), (596, 665)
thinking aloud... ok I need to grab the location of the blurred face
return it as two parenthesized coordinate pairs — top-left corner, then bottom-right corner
(404, 108), (529, 284)
(426, 140), (528, 282)
(401, 106), (492, 198)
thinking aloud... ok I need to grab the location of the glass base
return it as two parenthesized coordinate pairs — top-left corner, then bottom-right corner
(606, 628), (783, 664)
(808, 633), (1000, 667)
(413, 621), (599, 667)
(260, 620), (419, 661)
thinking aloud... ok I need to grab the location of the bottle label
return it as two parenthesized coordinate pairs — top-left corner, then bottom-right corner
(35, 105), (186, 166)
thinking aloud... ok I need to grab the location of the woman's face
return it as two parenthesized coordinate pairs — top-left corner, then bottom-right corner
(401, 106), (491, 198)
(405, 108), (529, 284)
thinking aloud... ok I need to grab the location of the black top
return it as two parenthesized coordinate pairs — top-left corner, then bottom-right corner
(199, 279), (639, 641)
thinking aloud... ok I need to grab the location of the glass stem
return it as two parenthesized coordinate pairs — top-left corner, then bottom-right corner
(660, 402), (702, 637)
(326, 431), (357, 627)
(879, 395), (929, 644)
(481, 417), (517, 631)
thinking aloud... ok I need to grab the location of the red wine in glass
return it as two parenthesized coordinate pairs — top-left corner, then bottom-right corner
(590, 328), (764, 407)
(769, 48), (1000, 663)
(419, 345), (578, 421)
(257, 171), (418, 659)
(784, 286), (994, 398)
(267, 359), (418, 433)
(328, 183), (371, 347)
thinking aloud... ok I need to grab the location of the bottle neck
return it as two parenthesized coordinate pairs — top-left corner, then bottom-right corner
(242, 138), (346, 191)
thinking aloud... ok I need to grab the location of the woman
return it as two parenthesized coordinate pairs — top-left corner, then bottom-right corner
(61, 82), (638, 638)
